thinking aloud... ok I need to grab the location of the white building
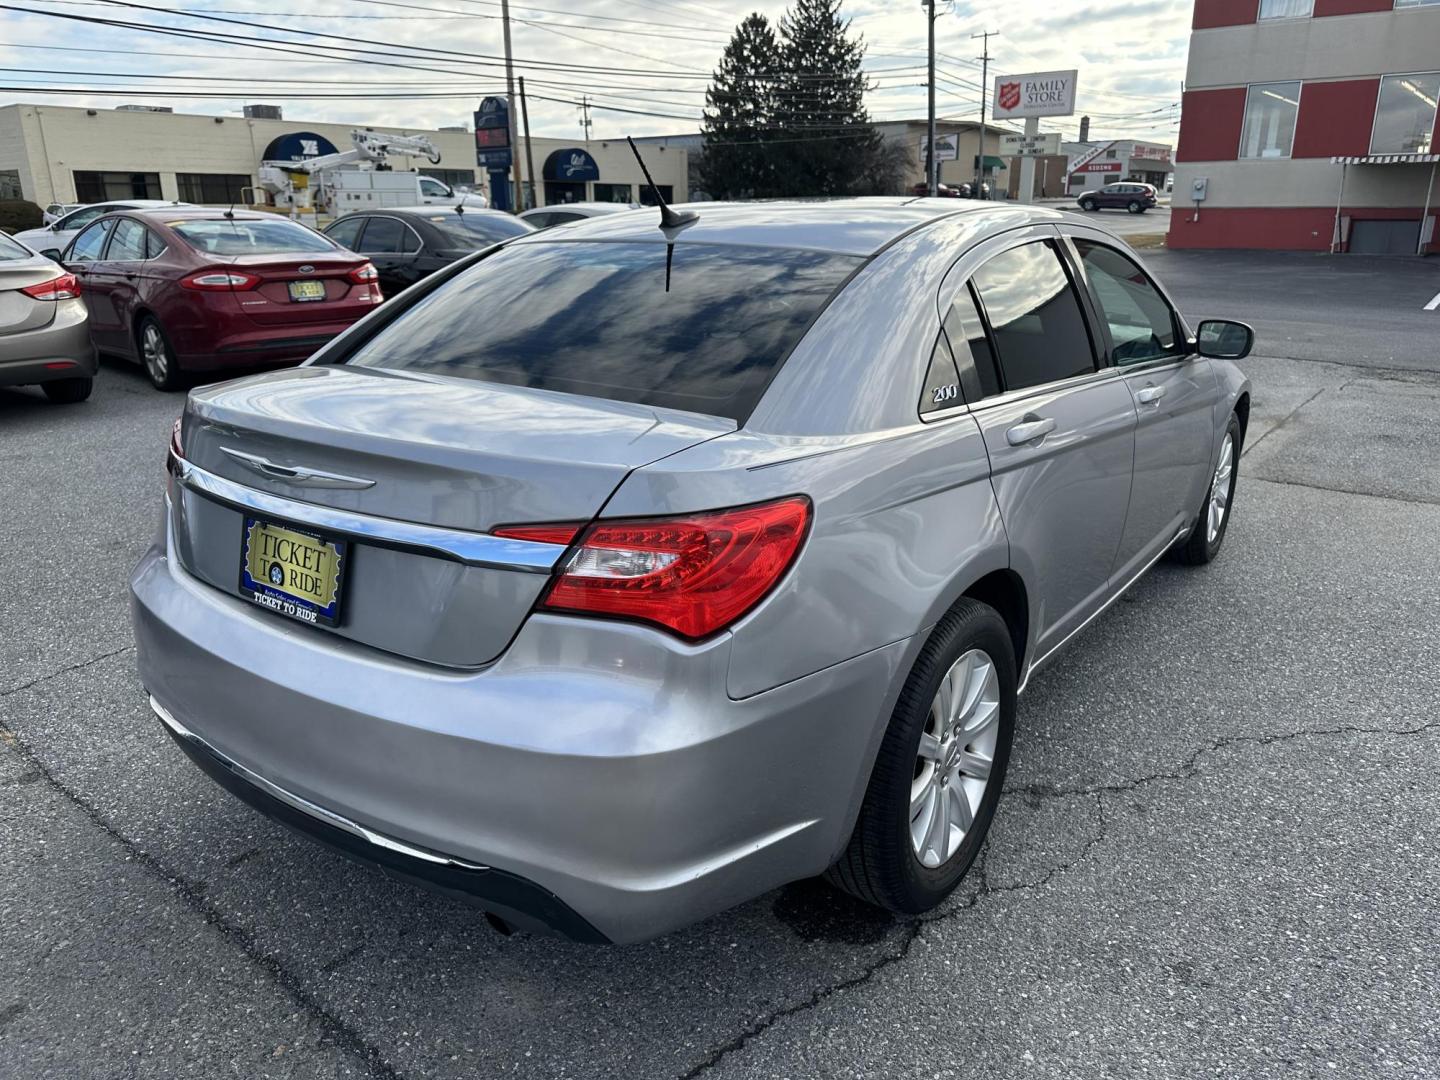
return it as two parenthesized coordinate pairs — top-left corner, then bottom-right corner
(0, 103), (688, 211)
(1064, 139), (1175, 192)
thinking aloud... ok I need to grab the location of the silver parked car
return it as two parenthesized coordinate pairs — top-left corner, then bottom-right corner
(131, 200), (1253, 944)
(0, 230), (96, 403)
(518, 200), (639, 230)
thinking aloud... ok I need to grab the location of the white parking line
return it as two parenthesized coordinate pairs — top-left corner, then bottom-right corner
(1425, 291), (1440, 311)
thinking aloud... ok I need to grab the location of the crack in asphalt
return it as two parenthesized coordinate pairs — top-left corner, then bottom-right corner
(675, 720), (1438, 1078)
(0, 645), (135, 699)
(1246, 474), (1440, 507)
(0, 717), (406, 1080)
(1239, 386), (1327, 458)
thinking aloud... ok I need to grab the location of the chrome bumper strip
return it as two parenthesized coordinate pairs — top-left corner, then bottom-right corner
(173, 455), (564, 573)
(150, 696), (490, 872)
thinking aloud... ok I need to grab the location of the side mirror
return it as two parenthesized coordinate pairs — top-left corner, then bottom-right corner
(1194, 319), (1253, 361)
(40, 249), (64, 263)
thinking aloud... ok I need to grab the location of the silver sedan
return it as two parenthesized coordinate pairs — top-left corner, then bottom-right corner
(0, 231), (95, 403)
(131, 199), (1252, 943)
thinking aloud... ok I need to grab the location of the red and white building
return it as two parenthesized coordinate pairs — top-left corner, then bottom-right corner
(1065, 140), (1175, 192)
(1169, 0), (1440, 254)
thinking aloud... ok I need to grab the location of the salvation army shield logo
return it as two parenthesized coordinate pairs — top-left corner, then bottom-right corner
(998, 82), (1021, 112)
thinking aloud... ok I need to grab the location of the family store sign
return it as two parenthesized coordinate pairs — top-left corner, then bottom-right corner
(991, 70), (1079, 120)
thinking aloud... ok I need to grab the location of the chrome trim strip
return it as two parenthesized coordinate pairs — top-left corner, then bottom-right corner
(174, 455), (565, 573)
(150, 696), (490, 871)
(219, 447), (377, 490)
(1018, 521), (1190, 695)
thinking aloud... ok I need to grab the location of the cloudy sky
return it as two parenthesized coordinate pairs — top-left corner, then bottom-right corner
(0, 0), (1192, 145)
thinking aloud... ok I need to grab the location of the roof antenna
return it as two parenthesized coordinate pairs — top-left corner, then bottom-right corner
(626, 136), (697, 231)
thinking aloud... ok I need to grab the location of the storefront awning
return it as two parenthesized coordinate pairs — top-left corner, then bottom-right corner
(973, 155), (1006, 171)
(542, 148), (600, 182)
(1330, 153), (1440, 165)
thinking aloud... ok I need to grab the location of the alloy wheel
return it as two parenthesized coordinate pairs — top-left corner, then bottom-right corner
(910, 648), (1000, 868)
(1207, 432), (1235, 543)
(142, 323), (169, 386)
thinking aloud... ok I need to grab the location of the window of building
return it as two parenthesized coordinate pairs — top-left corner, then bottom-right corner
(1239, 82), (1301, 158)
(970, 241), (1096, 393)
(638, 185), (675, 206)
(1395, 0), (1440, 9)
(72, 170), (161, 202)
(1259, 0), (1312, 18)
(593, 183), (633, 204)
(1105, 149), (1118, 158)
(176, 173), (251, 204)
(1370, 72), (1439, 154)
(0, 169), (21, 199)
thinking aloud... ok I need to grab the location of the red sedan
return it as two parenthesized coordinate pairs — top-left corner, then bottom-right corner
(57, 208), (381, 390)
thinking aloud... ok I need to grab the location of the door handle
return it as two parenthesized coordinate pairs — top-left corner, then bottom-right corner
(1005, 416), (1057, 446)
(1135, 384), (1166, 405)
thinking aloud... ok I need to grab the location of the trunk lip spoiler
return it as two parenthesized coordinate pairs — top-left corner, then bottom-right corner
(172, 453), (566, 573)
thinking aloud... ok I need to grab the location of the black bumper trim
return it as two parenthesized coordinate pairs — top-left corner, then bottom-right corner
(160, 716), (610, 944)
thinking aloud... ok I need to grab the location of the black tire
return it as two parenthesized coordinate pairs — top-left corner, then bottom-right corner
(827, 598), (1017, 914)
(1127, 200), (1144, 214)
(1173, 413), (1242, 566)
(1079, 198), (1097, 212)
(138, 315), (182, 391)
(41, 376), (93, 404)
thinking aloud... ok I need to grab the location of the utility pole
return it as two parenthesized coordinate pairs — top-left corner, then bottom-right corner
(924, 0), (938, 196)
(579, 95), (593, 144)
(500, 0), (519, 213)
(971, 29), (997, 197)
(518, 75), (537, 211)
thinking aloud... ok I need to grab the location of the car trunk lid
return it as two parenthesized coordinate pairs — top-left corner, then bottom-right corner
(221, 254), (375, 326)
(0, 262), (63, 336)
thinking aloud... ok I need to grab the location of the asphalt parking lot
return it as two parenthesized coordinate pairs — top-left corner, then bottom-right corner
(2, 247), (1438, 1079)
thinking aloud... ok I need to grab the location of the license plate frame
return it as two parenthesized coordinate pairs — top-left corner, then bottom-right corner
(238, 515), (348, 627)
(287, 279), (326, 303)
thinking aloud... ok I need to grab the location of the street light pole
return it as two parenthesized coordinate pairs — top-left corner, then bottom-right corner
(925, 0), (937, 197)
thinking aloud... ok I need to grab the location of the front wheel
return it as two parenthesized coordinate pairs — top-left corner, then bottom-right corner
(139, 315), (182, 392)
(1173, 413), (1241, 565)
(827, 598), (1016, 914)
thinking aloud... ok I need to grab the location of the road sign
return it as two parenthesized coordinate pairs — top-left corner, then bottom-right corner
(992, 70), (1079, 120)
(919, 133), (959, 162)
(1000, 132), (1062, 157)
(474, 96), (511, 166)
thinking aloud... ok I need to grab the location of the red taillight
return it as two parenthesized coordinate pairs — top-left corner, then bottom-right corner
(180, 270), (260, 291)
(531, 496), (811, 640)
(493, 523), (583, 546)
(347, 262), (378, 283)
(21, 271), (80, 301)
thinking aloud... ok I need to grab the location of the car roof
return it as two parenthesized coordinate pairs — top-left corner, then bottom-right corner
(509, 198), (1069, 257)
(342, 206), (516, 220)
(520, 202), (637, 217)
(128, 208), (289, 222)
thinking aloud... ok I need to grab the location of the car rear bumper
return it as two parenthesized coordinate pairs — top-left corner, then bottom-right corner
(0, 299), (96, 386)
(130, 509), (908, 943)
(180, 329), (347, 372)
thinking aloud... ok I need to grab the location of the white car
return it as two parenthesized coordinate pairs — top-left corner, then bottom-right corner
(518, 201), (639, 230)
(13, 199), (189, 255)
(42, 202), (85, 225)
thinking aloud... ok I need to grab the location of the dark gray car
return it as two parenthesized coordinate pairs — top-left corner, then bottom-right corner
(132, 199), (1252, 943)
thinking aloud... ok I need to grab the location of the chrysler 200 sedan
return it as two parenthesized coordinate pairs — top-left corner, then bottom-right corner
(131, 200), (1253, 944)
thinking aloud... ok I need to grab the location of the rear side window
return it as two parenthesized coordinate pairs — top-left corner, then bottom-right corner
(943, 284), (1001, 401)
(107, 218), (148, 261)
(971, 241), (1096, 392)
(344, 241), (859, 423)
(171, 219), (336, 255)
(358, 217), (408, 254)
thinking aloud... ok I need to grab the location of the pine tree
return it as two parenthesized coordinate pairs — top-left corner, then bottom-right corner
(773, 0), (880, 196)
(701, 14), (783, 199)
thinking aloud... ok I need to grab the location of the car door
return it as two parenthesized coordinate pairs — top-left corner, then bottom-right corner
(94, 216), (149, 353)
(356, 216), (423, 295)
(1066, 234), (1221, 580)
(63, 218), (118, 341)
(417, 176), (452, 205)
(943, 233), (1138, 666)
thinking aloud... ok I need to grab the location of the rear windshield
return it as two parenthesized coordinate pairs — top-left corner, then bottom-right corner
(343, 241), (859, 422)
(423, 213), (533, 248)
(172, 219), (337, 256)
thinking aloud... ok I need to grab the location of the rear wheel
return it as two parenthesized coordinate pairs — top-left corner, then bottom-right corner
(139, 315), (182, 392)
(1173, 413), (1241, 565)
(1128, 200), (1144, 214)
(827, 598), (1016, 914)
(41, 376), (93, 404)
(1079, 197), (1097, 212)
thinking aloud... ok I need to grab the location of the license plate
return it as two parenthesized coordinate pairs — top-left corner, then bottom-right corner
(239, 516), (347, 626)
(288, 280), (326, 302)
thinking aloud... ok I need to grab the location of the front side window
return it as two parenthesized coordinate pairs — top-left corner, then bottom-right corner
(344, 241), (860, 423)
(1370, 72), (1439, 154)
(66, 219), (114, 263)
(324, 215), (365, 250)
(106, 217), (148, 261)
(1240, 82), (1301, 158)
(419, 177), (449, 197)
(1073, 240), (1180, 366)
(1259, 0), (1312, 18)
(59, 204), (116, 231)
(171, 218), (337, 255)
(971, 241), (1096, 393)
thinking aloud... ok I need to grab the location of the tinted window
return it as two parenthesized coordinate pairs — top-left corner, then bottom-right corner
(345, 242), (859, 423)
(325, 215), (365, 250)
(108, 218), (148, 261)
(172, 219), (336, 255)
(145, 229), (167, 259)
(943, 284), (1001, 400)
(0, 232), (29, 260)
(918, 334), (962, 416)
(1073, 240), (1179, 365)
(359, 217), (407, 254)
(971, 241), (1095, 392)
(427, 213), (533, 246)
(67, 219), (114, 263)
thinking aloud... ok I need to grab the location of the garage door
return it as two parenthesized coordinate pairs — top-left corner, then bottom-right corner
(1349, 219), (1421, 255)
